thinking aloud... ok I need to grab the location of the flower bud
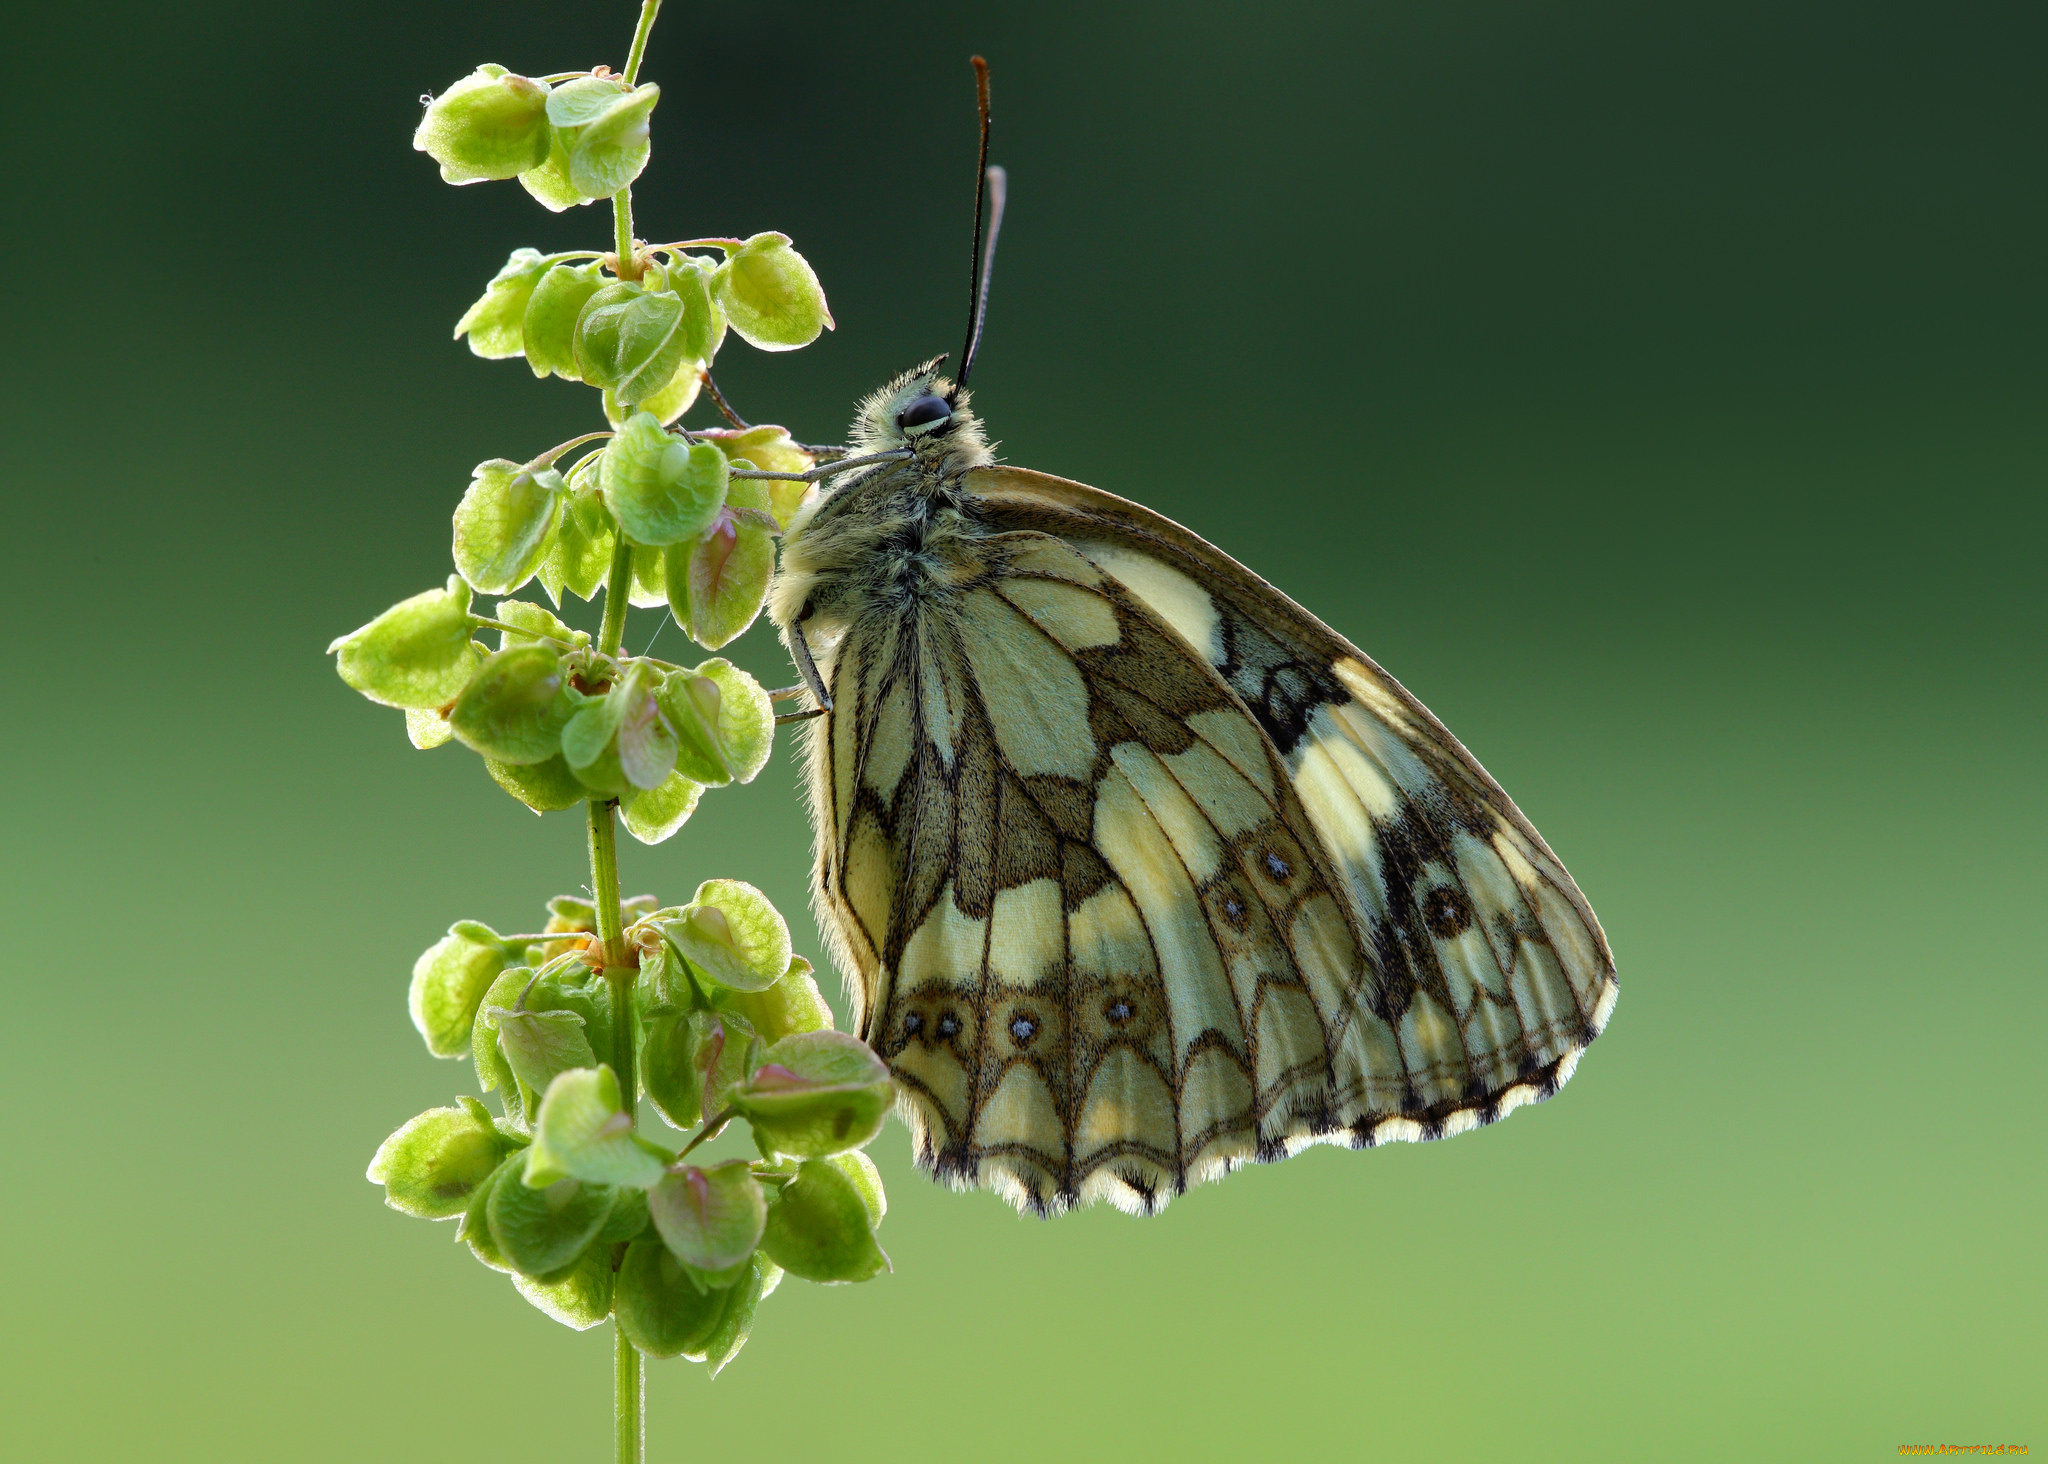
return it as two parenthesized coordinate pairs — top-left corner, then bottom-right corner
(702, 426), (813, 526)
(414, 65), (553, 184)
(452, 459), (565, 594)
(574, 283), (691, 405)
(641, 1009), (758, 1131)
(602, 413), (727, 547)
(449, 645), (580, 765)
(488, 1166), (615, 1276)
(522, 260), (606, 379)
(329, 577), (480, 709)
(485, 1004), (597, 1099)
(657, 659), (774, 787)
(647, 1160), (766, 1289)
(669, 476), (774, 650)
(454, 248), (548, 359)
(663, 880), (791, 993)
(409, 922), (516, 1057)
(367, 1097), (521, 1220)
(727, 1030), (893, 1158)
(560, 662), (674, 795)
(525, 1063), (669, 1190)
(759, 1158), (890, 1283)
(712, 233), (833, 351)
(545, 78), (661, 198)
(615, 1238), (727, 1359)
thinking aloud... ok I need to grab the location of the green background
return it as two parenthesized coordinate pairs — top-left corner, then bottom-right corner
(4, 1), (2040, 1458)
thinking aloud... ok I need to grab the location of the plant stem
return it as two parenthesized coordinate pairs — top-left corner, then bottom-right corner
(588, 793), (641, 1461)
(604, 12), (665, 1459)
(612, 186), (638, 281)
(614, 1322), (644, 1464)
(622, 0), (662, 86)
(596, 532), (635, 660)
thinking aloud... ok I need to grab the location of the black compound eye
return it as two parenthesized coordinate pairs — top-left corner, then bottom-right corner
(896, 393), (952, 435)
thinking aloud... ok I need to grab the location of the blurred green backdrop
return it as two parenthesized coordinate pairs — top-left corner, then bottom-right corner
(2, 1), (2040, 1459)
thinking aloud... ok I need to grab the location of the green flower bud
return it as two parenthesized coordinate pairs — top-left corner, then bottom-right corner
(728, 1030), (893, 1159)
(759, 1158), (890, 1283)
(669, 476), (774, 650)
(452, 460), (566, 596)
(575, 286), (690, 408)
(519, 125), (596, 212)
(484, 753), (589, 813)
(647, 1159), (766, 1287)
(414, 65), (552, 184)
(539, 467), (616, 605)
(656, 659), (775, 787)
(702, 426), (813, 526)
(721, 956), (834, 1045)
(602, 414), (727, 547)
(561, 662), (674, 795)
(367, 1096), (520, 1220)
(641, 1010), (759, 1131)
(409, 922), (516, 1058)
(449, 646), (579, 764)
(522, 260), (606, 379)
(828, 1149), (887, 1229)
(615, 1237), (727, 1359)
(525, 1064), (669, 1190)
(664, 880), (791, 993)
(454, 248), (548, 359)
(484, 1004), (597, 1099)
(512, 1239), (615, 1331)
(620, 768), (703, 846)
(544, 80), (659, 198)
(487, 1166), (615, 1276)
(329, 577), (479, 710)
(712, 233), (833, 351)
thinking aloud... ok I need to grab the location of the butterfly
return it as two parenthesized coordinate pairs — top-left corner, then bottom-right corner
(760, 60), (1615, 1216)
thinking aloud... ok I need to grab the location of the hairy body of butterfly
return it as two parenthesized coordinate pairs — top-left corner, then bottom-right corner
(771, 360), (1617, 1216)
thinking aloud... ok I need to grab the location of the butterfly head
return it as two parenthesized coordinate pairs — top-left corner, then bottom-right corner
(849, 356), (990, 465)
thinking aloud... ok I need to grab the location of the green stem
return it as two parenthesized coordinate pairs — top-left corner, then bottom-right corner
(587, 795), (640, 1462)
(612, 186), (638, 281)
(614, 1323), (644, 1463)
(596, 532), (635, 660)
(607, 12), (664, 1461)
(622, 0), (662, 86)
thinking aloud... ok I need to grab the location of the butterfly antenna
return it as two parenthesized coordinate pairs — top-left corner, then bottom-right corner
(957, 56), (1006, 390)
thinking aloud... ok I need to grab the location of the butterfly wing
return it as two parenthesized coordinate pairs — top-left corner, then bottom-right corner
(799, 469), (1615, 1215)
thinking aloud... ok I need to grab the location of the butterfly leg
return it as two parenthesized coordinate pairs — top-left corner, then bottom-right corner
(773, 618), (834, 726)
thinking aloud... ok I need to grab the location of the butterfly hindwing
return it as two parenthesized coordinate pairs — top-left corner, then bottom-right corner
(968, 467), (1618, 1130)
(800, 466), (1613, 1215)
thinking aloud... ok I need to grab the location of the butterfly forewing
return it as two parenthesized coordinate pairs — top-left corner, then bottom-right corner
(797, 465), (1613, 1215)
